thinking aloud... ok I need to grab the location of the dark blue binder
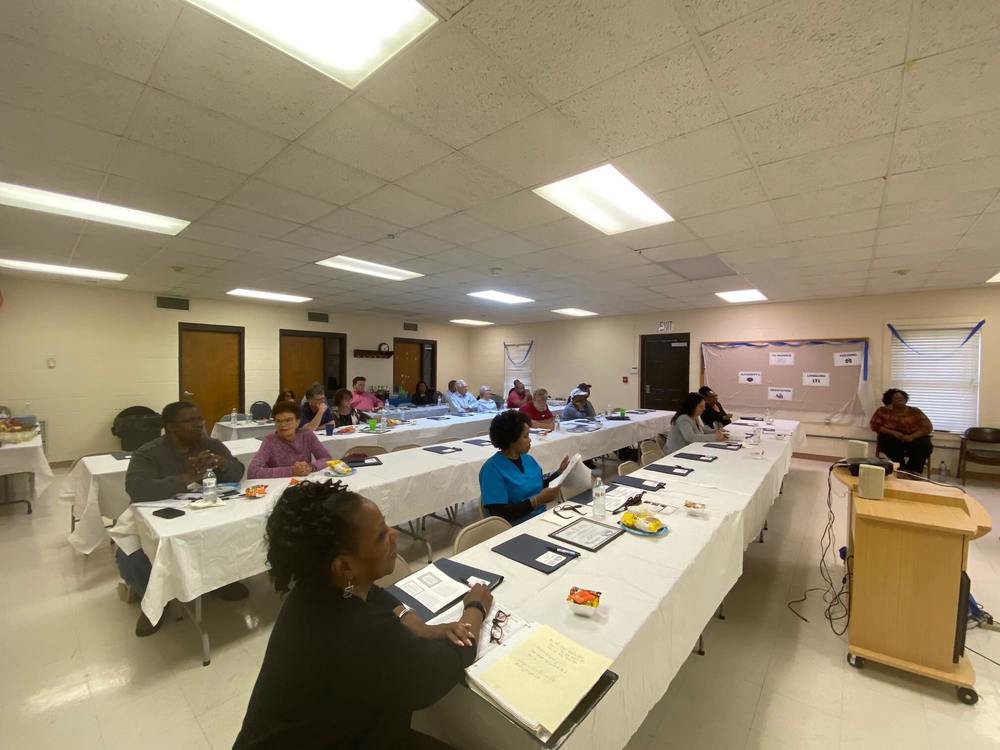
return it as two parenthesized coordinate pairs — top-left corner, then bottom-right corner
(610, 475), (665, 492)
(675, 452), (717, 463)
(491, 534), (577, 574)
(424, 445), (462, 454)
(643, 464), (693, 477)
(704, 442), (742, 451)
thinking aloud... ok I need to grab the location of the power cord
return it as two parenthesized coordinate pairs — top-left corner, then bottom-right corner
(895, 469), (969, 494)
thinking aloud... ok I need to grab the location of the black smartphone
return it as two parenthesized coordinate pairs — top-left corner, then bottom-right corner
(153, 507), (185, 519)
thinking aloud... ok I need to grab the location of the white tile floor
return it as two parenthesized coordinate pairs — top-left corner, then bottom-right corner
(2, 459), (999, 750)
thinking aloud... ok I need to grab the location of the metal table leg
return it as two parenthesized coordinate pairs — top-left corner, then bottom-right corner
(0, 473), (32, 514)
(176, 595), (212, 666)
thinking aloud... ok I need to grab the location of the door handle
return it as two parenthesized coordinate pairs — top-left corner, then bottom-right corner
(183, 390), (195, 397)
(644, 385), (651, 394)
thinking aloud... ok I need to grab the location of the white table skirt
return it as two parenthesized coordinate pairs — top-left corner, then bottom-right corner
(0, 434), (53, 499)
(108, 411), (676, 624)
(414, 425), (797, 750)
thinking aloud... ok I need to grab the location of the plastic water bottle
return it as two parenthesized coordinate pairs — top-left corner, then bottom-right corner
(938, 460), (947, 481)
(591, 472), (606, 520)
(436, 393), (443, 406)
(380, 410), (387, 431)
(764, 408), (773, 425)
(230, 408), (238, 426)
(202, 467), (217, 502)
(553, 416), (561, 432)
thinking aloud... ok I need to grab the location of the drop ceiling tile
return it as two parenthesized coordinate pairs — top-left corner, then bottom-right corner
(178, 223), (259, 252)
(759, 135), (892, 198)
(880, 190), (996, 226)
(874, 238), (957, 257)
(558, 45), (727, 155)
(227, 179), (334, 225)
(885, 156), (1000, 204)
(911, 0), (1000, 59)
(109, 139), (247, 201)
(700, 0), (908, 114)
(893, 109), (1000, 174)
(235, 252), (304, 272)
(464, 190), (568, 232)
(718, 245), (797, 266)
(348, 185), (453, 228)
(958, 211), (1000, 249)
(249, 239), (330, 263)
(511, 248), (578, 270)
(901, 39), (1000, 130)
(0, 147), (105, 199)
(256, 146), (384, 207)
(616, 221), (697, 250)
(681, 0), (775, 34)
(397, 153), (519, 211)
(738, 67), (901, 165)
(311, 209), (405, 243)
(703, 224), (786, 252)
(166, 236), (246, 261)
(149, 8), (347, 140)
(656, 170), (765, 219)
(461, 0), (688, 102)
(98, 175), (214, 221)
(772, 180), (884, 223)
(0, 102), (120, 172)
(514, 217), (607, 250)
(947, 244), (1000, 267)
(127, 89), (287, 173)
(0, 36), (144, 133)
(783, 208), (879, 243)
(375, 231), (456, 257)
(462, 109), (606, 189)
(200, 205), (300, 239)
(614, 121), (752, 195)
(684, 202), (778, 237)
(282, 226), (365, 254)
(638, 240), (715, 263)
(361, 24), (544, 149)
(419, 213), (505, 244)
(792, 230), (876, 255)
(468, 234), (542, 259)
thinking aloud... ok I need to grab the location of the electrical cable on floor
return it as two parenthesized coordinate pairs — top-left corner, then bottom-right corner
(965, 646), (1000, 669)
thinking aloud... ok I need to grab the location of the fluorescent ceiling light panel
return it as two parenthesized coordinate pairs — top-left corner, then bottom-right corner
(552, 308), (598, 317)
(533, 164), (673, 235)
(987, 272), (1000, 283)
(316, 254), (423, 281)
(467, 290), (534, 304)
(184, 0), (437, 89)
(228, 288), (312, 303)
(715, 289), (767, 303)
(0, 258), (127, 281)
(0, 181), (189, 236)
(450, 319), (494, 326)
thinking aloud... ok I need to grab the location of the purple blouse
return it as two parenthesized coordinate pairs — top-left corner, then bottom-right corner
(247, 430), (332, 479)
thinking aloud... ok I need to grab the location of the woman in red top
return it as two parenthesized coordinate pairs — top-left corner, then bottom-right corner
(519, 388), (554, 429)
(506, 379), (531, 409)
(869, 388), (934, 474)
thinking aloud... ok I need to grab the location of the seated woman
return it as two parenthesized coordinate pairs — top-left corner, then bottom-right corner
(698, 386), (732, 428)
(235, 480), (491, 750)
(518, 387), (555, 429)
(870, 388), (934, 474)
(665, 392), (729, 454)
(330, 388), (372, 427)
(479, 410), (569, 524)
(563, 388), (596, 420)
(410, 380), (436, 406)
(248, 401), (333, 479)
(506, 379), (531, 409)
(274, 387), (295, 406)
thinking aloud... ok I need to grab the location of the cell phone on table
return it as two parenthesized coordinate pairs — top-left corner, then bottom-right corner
(153, 507), (185, 519)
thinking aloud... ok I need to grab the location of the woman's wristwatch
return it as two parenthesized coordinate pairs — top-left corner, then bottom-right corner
(463, 601), (487, 618)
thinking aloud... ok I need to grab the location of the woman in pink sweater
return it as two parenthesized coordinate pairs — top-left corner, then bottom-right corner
(248, 401), (332, 479)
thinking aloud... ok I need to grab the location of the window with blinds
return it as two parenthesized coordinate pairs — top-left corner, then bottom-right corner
(889, 326), (981, 433)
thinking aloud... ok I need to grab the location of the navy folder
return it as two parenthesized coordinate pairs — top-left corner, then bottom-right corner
(491, 534), (577, 574)
(675, 452), (717, 463)
(704, 442), (742, 451)
(643, 464), (693, 477)
(610, 475), (666, 492)
(423, 445), (462, 454)
(463, 438), (493, 447)
(344, 456), (383, 467)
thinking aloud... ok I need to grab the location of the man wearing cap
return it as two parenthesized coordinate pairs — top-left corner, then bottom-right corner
(448, 379), (478, 413)
(567, 382), (592, 403)
(563, 388), (596, 420)
(476, 385), (499, 412)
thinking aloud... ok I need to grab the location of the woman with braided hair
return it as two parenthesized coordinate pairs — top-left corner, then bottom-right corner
(234, 480), (492, 750)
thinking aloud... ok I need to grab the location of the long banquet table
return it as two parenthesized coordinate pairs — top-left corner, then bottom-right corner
(0, 434), (54, 511)
(413, 420), (803, 750)
(209, 403), (452, 440)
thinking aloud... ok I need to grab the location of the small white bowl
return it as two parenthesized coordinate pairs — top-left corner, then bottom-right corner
(567, 600), (599, 618)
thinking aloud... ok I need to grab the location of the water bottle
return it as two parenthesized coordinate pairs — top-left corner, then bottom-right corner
(764, 408), (773, 425)
(202, 467), (217, 503)
(591, 472), (606, 520)
(752, 426), (763, 445)
(380, 410), (387, 431)
(436, 393), (443, 406)
(938, 460), (947, 481)
(553, 416), (561, 432)
(230, 408), (238, 426)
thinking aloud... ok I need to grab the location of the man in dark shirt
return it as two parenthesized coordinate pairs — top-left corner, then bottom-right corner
(119, 401), (247, 637)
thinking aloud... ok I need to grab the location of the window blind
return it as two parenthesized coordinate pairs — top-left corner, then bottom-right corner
(889, 326), (981, 433)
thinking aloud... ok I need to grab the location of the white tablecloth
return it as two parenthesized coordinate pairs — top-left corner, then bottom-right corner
(0, 434), (53, 499)
(415, 424), (800, 750)
(110, 411), (675, 624)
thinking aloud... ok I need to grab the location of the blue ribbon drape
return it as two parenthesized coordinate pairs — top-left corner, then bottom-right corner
(887, 320), (985, 355)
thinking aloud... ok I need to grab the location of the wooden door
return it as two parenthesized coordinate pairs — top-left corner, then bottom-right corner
(393, 341), (421, 393)
(280, 333), (325, 400)
(640, 333), (690, 410)
(179, 324), (244, 430)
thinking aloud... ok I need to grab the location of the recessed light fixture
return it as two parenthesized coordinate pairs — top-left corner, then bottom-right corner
(533, 164), (673, 235)
(227, 288), (312, 303)
(0, 181), (189, 236)
(467, 290), (534, 304)
(184, 0), (438, 89)
(552, 308), (598, 317)
(715, 289), (768, 303)
(0, 258), (128, 281)
(987, 272), (1000, 283)
(316, 254), (423, 281)
(450, 319), (494, 326)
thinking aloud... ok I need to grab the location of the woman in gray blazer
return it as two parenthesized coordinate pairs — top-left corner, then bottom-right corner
(665, 392), (729, 454)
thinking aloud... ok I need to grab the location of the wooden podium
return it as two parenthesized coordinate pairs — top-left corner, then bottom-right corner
(834, 467), (992, 704)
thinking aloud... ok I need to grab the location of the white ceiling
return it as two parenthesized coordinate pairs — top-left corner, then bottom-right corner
(0, 0), (998, 324)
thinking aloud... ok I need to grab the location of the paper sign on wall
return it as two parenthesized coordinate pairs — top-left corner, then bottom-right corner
(802, 372), (830, 387)
(738, 371), (763, 384)
(834, 351), (861, 366)
(769, 352), (794, 366)
(768, 387), (793, 401)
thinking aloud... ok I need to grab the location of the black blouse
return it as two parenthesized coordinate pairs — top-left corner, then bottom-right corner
(331, 408), (370, 428)
(234, 581), (474, 750)
(700, 402), (732, 428)
(411, 391), (436, 406)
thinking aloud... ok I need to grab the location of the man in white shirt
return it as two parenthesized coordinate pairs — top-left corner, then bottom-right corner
(449, 379), (478, 413)
(476, 385), (498, 412)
